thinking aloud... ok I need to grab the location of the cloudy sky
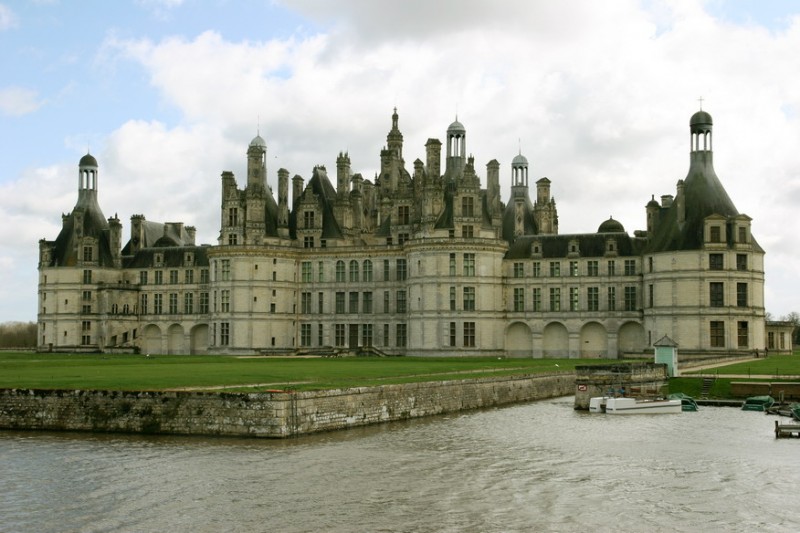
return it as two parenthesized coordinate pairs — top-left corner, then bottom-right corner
(1, 0), (799, 323)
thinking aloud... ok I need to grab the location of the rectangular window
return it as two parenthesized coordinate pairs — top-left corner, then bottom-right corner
(184, 293), (194, 314)
(304, 210), (315, 229)
(461, 225), (474, 238)
(384, 259), (390, 281)
(463, 253), (475, 276)
(318, 324), (323, 346)
(154, 270), (163, 284)
(463, 322), (475, 347)
(318, 292), (324, 314)
(449, 253), (456, 276)
(154, 294), (163, 314)
(738, 226), (746, 243)
(220, 322), (230, 346)
(363, 292), (373, 314)
(569, 287), (579, 311)
(737, 283), (748, 307)
(383, 291), (390, 313)
(607, 260), (616, 276)
(221, 289), (230, 312)
(624, 260), (636, 275)
(569, 261), (579, 277)
(549, 287), (561, 311)
(335, 292), (345, 314)
(168, 294), (178, 314)
(736, 254), (747, 271)
(549, 262), (560, 277)
(709, 253), (723, 270)
(301, 261), (312, 282)
(709, 282), (724, 307)
(532, 262), (541, 278)
(82, 290), (91, 301)
(396, 290), (407, 313)
(301, 292), (312, 314)
(228, 208), (238, 226)
(649, 284), (654, 308)
(383, 324), (390, 347)
(449, 322), (457, 347)
(362, 324), (373, 347)
(461, 196), (474, 217)
(737, 321), (749, 348)
(710, 226), (721, 243)
(349, 291), (359, 314)
(514, 262), (524, 278)
(184, 269), (194, 284)
(463, 287), (475, 311)
(513, 287), (525, 312)
(334, 324), (346, 346)
(624, 286), (637, 311)
(141, 294), (149, 314)
(587, 260), (598, 276)
(200, 269), (210, 284)
(710, 321), (725, 347)
(533, 288), (542, 311)
(396, 259), (407, 281)
(221, 260), (230, 281)
(450, 287), (456, 311)
(169, 270), (178, 284)
(349, 260), (359, 282)
(398, 205), (410, 225)
(587, 287), (599, 311)
(140, 271), (148, 285)
(396, 324), (407, 347)
(303, 236), (314, 248)
(300, 324), (312, 347)
(318, 261), (325, 282)
(199, 292), (209, 314)
(608, 287), (616, 310)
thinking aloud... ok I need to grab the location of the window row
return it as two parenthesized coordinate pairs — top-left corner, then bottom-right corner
(710, 320), (749, 348)
(297, 323), (409, 348)
(140, 269), (210, 285)
(140, 292), (210, 315)
(511, 286), (638, 312)
(511, 259), (637, 278)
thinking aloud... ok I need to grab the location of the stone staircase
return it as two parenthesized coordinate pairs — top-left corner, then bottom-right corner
(701, 377), (716, 398)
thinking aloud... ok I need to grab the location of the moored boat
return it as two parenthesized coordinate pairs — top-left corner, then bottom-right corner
(604, 397), (682, 414)
(589, 396), (682, 414)
(668, 392), (699, 412)
(742, 395), (775, 411)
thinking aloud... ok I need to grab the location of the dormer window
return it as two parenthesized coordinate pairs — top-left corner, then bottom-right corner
(710, 226), (721, 243)
(154, 253), (164, 267)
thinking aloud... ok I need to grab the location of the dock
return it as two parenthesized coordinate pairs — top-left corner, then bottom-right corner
(774, 420), (800, 439)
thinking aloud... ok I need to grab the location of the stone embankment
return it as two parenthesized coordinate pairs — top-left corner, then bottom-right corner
(0, 372), (574, 438)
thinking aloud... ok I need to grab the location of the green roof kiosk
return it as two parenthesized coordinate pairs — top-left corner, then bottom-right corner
(654, 335), (679, 377)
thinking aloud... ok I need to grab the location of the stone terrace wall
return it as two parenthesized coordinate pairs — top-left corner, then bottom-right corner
(0, 373), (574, 438)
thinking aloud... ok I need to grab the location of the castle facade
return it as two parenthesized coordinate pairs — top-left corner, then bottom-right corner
(37, 109), (766, 357)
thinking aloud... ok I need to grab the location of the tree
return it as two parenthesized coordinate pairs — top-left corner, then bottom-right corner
(0, 321), (37, 348)
(782, 312), (800, 345)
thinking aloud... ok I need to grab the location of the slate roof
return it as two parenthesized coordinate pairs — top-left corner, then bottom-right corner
(505, 232), (646, 260)
(48, 190), (113, 267)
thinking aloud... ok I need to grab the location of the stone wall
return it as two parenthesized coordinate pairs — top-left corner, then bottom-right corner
(0, 373), (574, 438)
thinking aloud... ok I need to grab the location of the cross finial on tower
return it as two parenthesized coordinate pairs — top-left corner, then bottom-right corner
(698, 96), (704, 110)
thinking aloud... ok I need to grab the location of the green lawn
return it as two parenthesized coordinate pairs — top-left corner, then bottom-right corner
(0, 352), (596, 392)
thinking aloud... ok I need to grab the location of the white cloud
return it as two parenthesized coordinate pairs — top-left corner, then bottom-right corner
(0, 86), (45, 116)
(0, 3), (17, 30)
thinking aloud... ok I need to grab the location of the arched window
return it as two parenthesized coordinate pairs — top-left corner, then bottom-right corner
(336, 260), (346, 282)
(363, 260), (373, 282)
(349, 260), (359, 282)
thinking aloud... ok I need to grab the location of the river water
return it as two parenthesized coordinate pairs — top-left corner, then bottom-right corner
(1, 397), (799, 533)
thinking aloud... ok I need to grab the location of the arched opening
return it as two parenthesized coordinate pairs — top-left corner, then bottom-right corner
(142, 324), (162, 355)
(167, 324), (184, 355)
(190, 324), (209, 355)
(505, 322), (532, 358)
(543, 322), (569, 358)
(580, 322), (608, 358)
(618, 322), (646, 356)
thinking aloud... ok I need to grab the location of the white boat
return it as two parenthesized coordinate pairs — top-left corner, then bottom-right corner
(589, 396), (682, 414)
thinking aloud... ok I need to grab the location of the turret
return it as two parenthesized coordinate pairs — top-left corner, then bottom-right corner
(247, 134), (267, 190)
(336, 151), (351, 195)
(425, 138), (441, 179)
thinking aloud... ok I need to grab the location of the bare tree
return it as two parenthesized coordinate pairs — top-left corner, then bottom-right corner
(0, 322), (37, 348)
(782, 312), (800, 345)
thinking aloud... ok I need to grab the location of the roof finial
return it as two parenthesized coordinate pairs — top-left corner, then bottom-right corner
(257, 114), (260, 136)
(697, 96), (704, 111)
(518, 138), (521, 155)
